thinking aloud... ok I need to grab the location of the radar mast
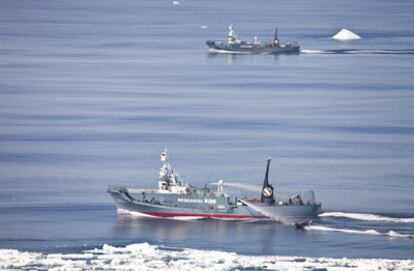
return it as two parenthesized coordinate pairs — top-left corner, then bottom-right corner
(260, 157), (275, 204)
(159, 149), (183, 191)
(227, 24), (240, 44)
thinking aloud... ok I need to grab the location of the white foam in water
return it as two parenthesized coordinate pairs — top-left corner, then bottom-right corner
(306, 225), (413, 238)
(1, 243), (413, 270)
(320, 212), (414, 223)
(307, 225), (381, 235)
(118, 208), (205, 220)
(300, 49), (414, 55)
(388, 231), (413, 238)
(117, 208), (153, 217)
(301, 49), (414, 55)
(332, 28), (361, 40)
(300, 49), (334, 54)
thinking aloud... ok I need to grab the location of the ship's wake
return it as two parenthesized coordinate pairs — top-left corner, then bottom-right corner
(320, 211), (414, 223)
(209, 48), (414, 55)
(312, 211), (414, 239)
(305, 225), (413, 238)
(117, 209), (206, 221)
(301, 49), (414, 55)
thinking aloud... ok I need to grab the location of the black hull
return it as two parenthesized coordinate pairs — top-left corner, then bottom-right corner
(206, 40), (300, 54)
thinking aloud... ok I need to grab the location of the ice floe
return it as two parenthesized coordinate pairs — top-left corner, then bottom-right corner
(1, 242), (413, 271)
(332, 29), (361, 40)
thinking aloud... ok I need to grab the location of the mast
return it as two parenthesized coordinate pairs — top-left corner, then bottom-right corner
(273, 27), (279, 45)
(227, 24), (240, 44)
(159, 148), (182, 186)
(260, 158), (272, 203)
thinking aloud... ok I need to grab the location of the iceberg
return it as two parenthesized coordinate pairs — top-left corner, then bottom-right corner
(332, 29), (361, 41)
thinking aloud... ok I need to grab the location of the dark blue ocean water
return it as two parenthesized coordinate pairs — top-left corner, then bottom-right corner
(0, 0), (413, 260)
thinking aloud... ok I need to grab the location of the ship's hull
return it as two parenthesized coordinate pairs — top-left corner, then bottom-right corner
(108, 186), (321, 223)
(206, 40), (300, 54)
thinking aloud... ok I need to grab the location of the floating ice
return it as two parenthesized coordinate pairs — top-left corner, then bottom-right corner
(332, 29), (361, 40)
(1, 243), (413, 271)
(172, 1), (180, 5)
(201, 25), (208, 29)
(320, 212), (414, 223)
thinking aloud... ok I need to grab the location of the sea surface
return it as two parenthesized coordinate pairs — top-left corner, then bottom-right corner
(0, 0), (413, 268)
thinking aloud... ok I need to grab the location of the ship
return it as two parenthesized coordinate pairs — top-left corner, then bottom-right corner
(206, 25), (300, 54)
(107, 149), (321, 223)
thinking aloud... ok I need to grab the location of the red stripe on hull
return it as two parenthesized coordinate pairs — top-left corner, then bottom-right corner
(143, 212), (269, 220)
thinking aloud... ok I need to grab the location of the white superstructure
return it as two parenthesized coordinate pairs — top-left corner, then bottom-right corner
(227, 24), (241, 44)
(158, 149), (188, 194)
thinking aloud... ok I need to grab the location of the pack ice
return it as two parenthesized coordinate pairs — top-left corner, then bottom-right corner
(1, 242), (413, 271)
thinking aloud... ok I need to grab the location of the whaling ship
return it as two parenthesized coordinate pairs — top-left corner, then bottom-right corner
(206, 25), (300, 54)
(108, 149), (321, 223)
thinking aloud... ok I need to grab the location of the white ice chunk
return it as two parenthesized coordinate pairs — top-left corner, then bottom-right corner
(1, 243), (413, 270)
(332, 29), (361, 40)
